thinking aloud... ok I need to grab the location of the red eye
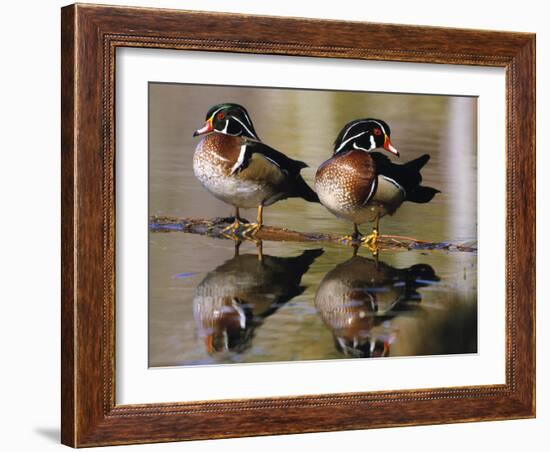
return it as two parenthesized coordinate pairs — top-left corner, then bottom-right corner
(217, 112), (225, 120)
(374, 128), (382, 136)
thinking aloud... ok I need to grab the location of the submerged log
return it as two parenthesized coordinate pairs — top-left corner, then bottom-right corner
(149, 216), (477, 253)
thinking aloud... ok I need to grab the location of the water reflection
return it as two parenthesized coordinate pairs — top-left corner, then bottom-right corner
(315, 255), (439, 358)
(193, 246), (323, 356)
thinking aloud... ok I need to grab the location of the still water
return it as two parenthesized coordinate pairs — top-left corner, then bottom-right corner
(148, 83), (477, 367)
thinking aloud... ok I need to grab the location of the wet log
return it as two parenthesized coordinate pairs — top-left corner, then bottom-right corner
(149, 216), (477, 253)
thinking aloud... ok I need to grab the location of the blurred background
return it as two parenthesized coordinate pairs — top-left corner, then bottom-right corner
(148, 82), (478, 367)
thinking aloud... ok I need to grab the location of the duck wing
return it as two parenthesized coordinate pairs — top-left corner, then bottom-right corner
(231, 140), (308, 176)
(232, 141), (319, 203)
(370, 152), (439, 202)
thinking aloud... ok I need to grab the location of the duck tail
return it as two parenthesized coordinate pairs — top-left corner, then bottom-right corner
(293, 174), (320, 203)
(406, 186), (440, 203)
(402, 154), (439, 203)
(405, 154), (431, 172)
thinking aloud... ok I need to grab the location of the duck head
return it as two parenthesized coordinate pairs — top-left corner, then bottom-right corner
(193, 103), (260, 140)
(333, 118), (399, 157)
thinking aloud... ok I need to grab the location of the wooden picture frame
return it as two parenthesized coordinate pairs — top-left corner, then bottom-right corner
(61, 3), (535, 447)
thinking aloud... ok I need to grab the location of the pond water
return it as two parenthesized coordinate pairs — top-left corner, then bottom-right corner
(148, 83), (477, 367)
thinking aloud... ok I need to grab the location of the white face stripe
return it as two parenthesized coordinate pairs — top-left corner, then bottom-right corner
(220, 120), (229, 134)
(230, 144), (248, 174)
(208, 106), (224, 120)
(210, 107), (236, 135)
(341, 120), (371, 140)
(208, 107), (257, 138)
(335, 131), (367, 153)
(341, 119), (388, 142)
(241, 109), (253, 127)
(216, 119), (240, 136)
(369, 120), (387, 135)
(352, 142), (369, 152)
(340, 130), (381, 154)
(231, 116), (258, 139)
(369, 135), (376, 150)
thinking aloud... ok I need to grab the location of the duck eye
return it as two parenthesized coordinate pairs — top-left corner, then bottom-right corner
(217, 112), (225, 120)
(373, 128), (382, 136)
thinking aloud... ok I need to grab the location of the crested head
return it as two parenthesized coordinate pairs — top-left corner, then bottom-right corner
(333, 118), (399, 157)
(193, 103), (260, 140)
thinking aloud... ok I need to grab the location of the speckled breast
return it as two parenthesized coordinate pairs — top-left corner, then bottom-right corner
(193, 133), (240, 179)
(193, 134), (273, 208)
(314, 150), (379, 224)
(315, 150), (407, 224)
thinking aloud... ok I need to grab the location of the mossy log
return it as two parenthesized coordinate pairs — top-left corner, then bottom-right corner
(150, 216), (477, 253)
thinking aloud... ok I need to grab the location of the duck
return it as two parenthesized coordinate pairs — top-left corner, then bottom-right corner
(193, 247), (323, 356)
(192, 103), (319, 237)
(314, 254), (439, 358)
(314, 119), (440, 252)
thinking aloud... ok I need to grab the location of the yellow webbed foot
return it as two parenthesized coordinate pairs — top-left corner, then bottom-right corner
(340, 224), (363, 245)
(242, 222), (262, 239)
(339, 234), (358, 245)
(219, 219), (247, 241)
(361, 228), (379, 255)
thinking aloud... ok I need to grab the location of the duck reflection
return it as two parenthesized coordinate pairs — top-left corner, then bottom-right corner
(193, 246), (323, 356)
(315, 255), (439, 358)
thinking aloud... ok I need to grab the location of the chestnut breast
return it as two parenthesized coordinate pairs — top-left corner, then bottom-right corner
(193, 133), (242, 176)
(315, 149), (377, 214)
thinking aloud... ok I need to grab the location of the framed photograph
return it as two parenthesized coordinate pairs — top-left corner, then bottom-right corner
(61, 3), (535, 447)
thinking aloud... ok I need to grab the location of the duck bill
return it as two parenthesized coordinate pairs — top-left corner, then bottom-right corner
(193, 117), (213, 136)
(383, 135), (400, 157)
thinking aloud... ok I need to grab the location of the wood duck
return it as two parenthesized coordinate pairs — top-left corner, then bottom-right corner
(193, 103), (319, 237)
(314, 119), (440, 251)
(315, 255), (439, 358)
(193, 247), (323, 356)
